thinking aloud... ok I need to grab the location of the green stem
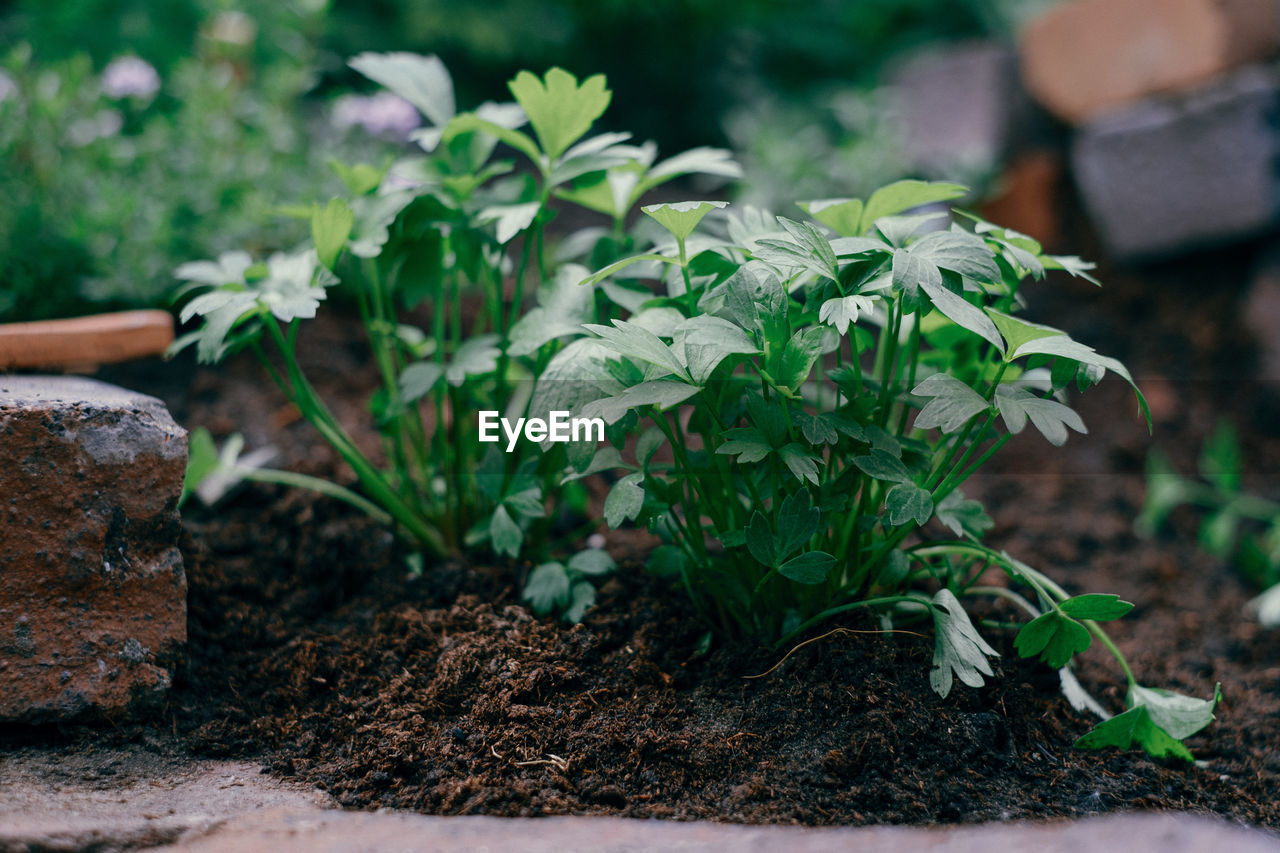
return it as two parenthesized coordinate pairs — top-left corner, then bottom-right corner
(236, 467), (393, 525)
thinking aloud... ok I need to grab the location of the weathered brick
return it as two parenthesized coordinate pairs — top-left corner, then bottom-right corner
(1020, 0), (1280, 125)
(0, 376), (186, 722)
(1070, 66), (1280, 261)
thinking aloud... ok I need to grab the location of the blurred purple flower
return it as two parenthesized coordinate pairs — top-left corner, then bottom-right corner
(331, 91), (420, 140)
(101, 56), (160, 100)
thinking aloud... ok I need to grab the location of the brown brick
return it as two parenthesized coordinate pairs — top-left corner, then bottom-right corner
(1020, 0), (1280, 124)
(0, 376), (186, 722)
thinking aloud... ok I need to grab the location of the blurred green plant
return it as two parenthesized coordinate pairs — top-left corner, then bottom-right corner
(1140, 421), (1280, 627)
(0, 6), (353, 321)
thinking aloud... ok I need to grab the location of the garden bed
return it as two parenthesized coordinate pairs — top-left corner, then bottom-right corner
(33, 235), (1273, 828)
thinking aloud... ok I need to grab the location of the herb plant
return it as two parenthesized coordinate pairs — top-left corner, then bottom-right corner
(554, 181), (1218, 759)
(173, 55), (741, 562)
(1140, 421), (1280, 627)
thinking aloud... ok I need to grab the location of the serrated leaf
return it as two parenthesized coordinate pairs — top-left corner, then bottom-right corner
(778, 551), (836, 585)
(349, 191), (415, 258)
(911, 373), (991, 433)
(798, 413), (839, 446)
(746, 511), (776, 566)
(523, 561), (571, 614)
(1075, 706), (1193, 762)
(508, 67), (610, 161)
(929, 588), (999, 697)
(349, 52), (455, 127)
(478, 200), (541, 244)
(562, 446), (628, 483)
(777, 489), (820, 556)
(778, 327), (827, 391)
(934, 490), (994, 538)
(995, 385), (1087, 446)
(886, 483), (933, 527)
(819, 294), (878, 335)
(716, 427), (774, 464)
(584, 319), (688, 380)
(490, 504), (523, 558)
(568, 548), (616, 577)
(853, 449), (912, 484)
(1060, 594), (1134, 621)
(1043, 254), (1100, 285)
(645, 146), (743, 185)
(642, 200), (728, 242)
(861, 180), (967, 233)
(1014, 610), (1092, 668)
(779, 443), (821, 485)
(647, 544), (688, 579)
(1130, 683), (1222, 741)
(876, 550), (911, 589)
(310, 198), (354, 271)
(673, 315), (759, 384)
(909, 230), (1000, 283)
(985, 309), (1062, 357)
(509, 263), (595, 355)
(603, 471), (645, 528)
(725, 265), (787, 339)
(580, 379), (700, 425)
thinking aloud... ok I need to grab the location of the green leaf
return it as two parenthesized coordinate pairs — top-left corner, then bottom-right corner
(644, 146), (743, 187)
(1200, 421), (1242, 493)
(853, 449), (912, 484)
(310, 198), (355, 272)
(564, 580), (597, 623)
(1075, 706), (1193, 762)
(1199, 508), (1240, 559)
(523, 562), (571, 615)
(995, 386), (1087, 447)
(778, 327), (828, 391)
(348, 191), (415, 258)
(442, 112), (542, 166)
(911, 373), (991, 433)
(799, 197), (864, 237)
(1130, 682), (1222, 741)
(584, 319), (689, 380)
(777, 489), (821, 556)
(509, 263), (595, 355)
(673, 315), (759, 384)
(348, 52), (455, 126)
(798, 413), (840, 446)
(896, 247), (1004, 352)
(1060, 594), (1134, 621)
(398, 361), (444, 403)
(578, 252), (682, 289)
(568, 548), (616, 577)
(778, 551), (836, 585)
(934, 490), (994, 538)
(985, 309), (1062, 357)
(716, 427), (774, 464)
(876, 549), (911, 589)
(885, 483), (933, 527)
(642, 200), (729, 242)
(1013, 611), (1092, 668)
(818, 294), (878, 335)
(1043, 254), (1101, 285)
(908, 230), (1000, 283)
(647, 544), (688, 578)
(929, 588), (999, 697)
(508, 67), (611, 161)
(445, 335), (500, 385)
(636, 428), (666, 466)
(580, 379), (700, 425)
(604, 471), (644, 527)
(562, 446), (628, 483)
(181, 427), (221, 506)
(478, 200), (541, 244)
(489, 504), (523, 558)
(746, 511), (776, 566)
(329, 160), (385, 196)
(779, 443), (821, 485)
(860, 180), (968, 233)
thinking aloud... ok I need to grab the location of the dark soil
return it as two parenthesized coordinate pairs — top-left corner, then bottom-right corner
(22, 219), (1280, 826)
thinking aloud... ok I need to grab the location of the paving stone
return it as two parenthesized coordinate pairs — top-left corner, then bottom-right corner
(1020, 0), (1280, 124)
(888, 41), (1054, 180)
(1071, 65), (1280, 261)
(0, 376), (187, 722)
(979, 150), (1064, 249)
(161, 809), (1279, 853)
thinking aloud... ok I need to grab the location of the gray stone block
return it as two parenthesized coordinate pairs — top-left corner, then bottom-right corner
(1072, 65), (1280, 260)
(0, 376), (187, 722)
